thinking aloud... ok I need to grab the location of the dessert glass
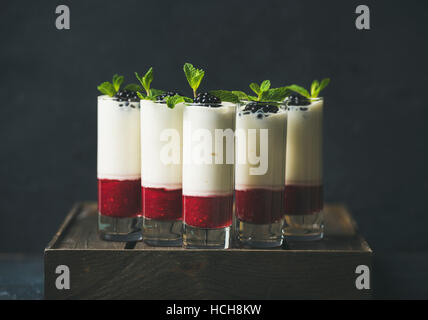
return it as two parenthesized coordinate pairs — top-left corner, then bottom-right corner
(97, 95), (142, 241)
(283, 97), (324, 240)
(182, 102), (236, 248)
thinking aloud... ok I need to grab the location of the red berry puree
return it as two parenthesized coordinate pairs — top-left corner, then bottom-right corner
(284, 185), (323, 215)
(183, 195), (233, 229)
(236, 188), (284, 224)
(98, 179), (141, 218)
(142, 187), (182, 221)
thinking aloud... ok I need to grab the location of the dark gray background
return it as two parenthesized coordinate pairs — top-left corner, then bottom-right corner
(1, 0), (427, 297)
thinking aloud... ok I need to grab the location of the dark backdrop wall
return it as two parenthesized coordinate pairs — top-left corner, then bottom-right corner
(1, 0), (427, 254)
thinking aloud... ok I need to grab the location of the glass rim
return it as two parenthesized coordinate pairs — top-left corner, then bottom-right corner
(238, 100), (287, 106)
(184, 102), (236, 108)
(97, 95), (140, 103)
(285, 96), (324, 107)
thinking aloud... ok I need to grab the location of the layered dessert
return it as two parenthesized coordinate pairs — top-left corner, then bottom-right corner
(182, 93), (236, 248)
(140, 93), (184, 245)
(284, 95), (324, 239)
(235, 101), (287, 247)
(97, 88), (141, 241)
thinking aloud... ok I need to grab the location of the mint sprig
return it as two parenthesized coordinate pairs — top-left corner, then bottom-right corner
(97, 82), (116, 97)
(164, 95), (193, 109)
(247, 80), (290, 102)
(97, 74), (125, 97)
(261, 86), (291, 101)
(135, 67), (165, 100)
(209, 90), (240, 104)
(135, 68), (154, 97)
(183, 63), (205, 98)
(97, 74), (143, 97)
(288, 78), (330, 99)
(112, 74), (124, 92)
(123, 83), (142, 92)
(231, 91), (249, 100)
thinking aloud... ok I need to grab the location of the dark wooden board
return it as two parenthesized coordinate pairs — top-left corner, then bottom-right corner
(44, 202), (372, 300)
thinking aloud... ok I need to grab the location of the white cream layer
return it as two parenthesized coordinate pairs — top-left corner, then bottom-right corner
(182, 103), (236, 196)
(235, 109), (287, 190)
(97, 95), (141, 180)
(285, 99), (323, 185)
(140, 100), (183, 190)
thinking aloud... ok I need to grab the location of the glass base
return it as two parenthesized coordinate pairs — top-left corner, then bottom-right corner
(283, 211), (324, 241)
(142, 217), (183, 247)
(98, 213), (142, 242)
(236, 219), (284, 248)
(183, 224), (230, 249)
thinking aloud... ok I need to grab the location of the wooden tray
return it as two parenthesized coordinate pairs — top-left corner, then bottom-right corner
(44, 202), (372, 299)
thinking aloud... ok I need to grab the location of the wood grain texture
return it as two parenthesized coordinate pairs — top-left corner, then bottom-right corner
(44, 202), (372, 300)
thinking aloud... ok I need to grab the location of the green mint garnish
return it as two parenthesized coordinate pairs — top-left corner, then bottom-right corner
(287, 85), (310, 98)
(164, 95), (193, 109)
(136, 91), (145, 100)
(97, 82), (116, 97)
(123, 83), (142, 92)
(112, 74), (124, 92)
(135, 67), (165, 101)
(288, 78), (330, 98)
(261, 86), (291, 101)
(259, 80), (271, 93)
(135, 67), (154, 97)
(183, 63), (205, 98)
(209, 90), (240, 104)
(97, 74), (124, 97)
(249, 83), (260, 96)
(97, 74), (142, 97)
(248, 80), (290, 102)
(150, 88), (166, 98)
(209, 81), (291, 104)
(232, 91), (249, 100)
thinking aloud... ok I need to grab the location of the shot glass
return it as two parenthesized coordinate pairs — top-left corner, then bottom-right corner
(140, 99), (184, 246)
(97, 95), (142, 241)
(235, 101), (287, 248)
(182, 102), (236, 248)
(283, 97), (324, 240)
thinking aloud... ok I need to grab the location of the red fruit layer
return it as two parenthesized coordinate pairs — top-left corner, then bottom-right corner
(142, 187), (182, 221)
(236, 188), (284, 224)
(183, 195), (233, 229)
(284, 185), (323, 215)
(98, 179), (141, 218)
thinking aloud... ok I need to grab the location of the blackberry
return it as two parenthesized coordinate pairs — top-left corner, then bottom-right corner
(156, 91), (181, 101)
(115, 89), (139, 102)
(193, 92), (221, 107)
(243, 101), (279, 114)
(288, 94), (310, 106)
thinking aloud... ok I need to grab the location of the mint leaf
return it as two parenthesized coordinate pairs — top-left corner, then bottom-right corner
(183, 63), (205, 97)
(143, 67), (153, 95)
(112, 74), (124, 92)
(261, 86), (291, 102)
(165, 95), (192, 109)
(287, 85), (310, 98)
(135, 68), (154, 96)
(124, 83), (142, 92)
(135, 72), (143, 85)
(97, 82), (116, 97)
(314, 78), (330, 97)
(232, 91), (249, 100)
(310, 80), (319, 97)
(136, 91), (146, 100)
(150, 88), (165, 97)
(248, 95), (258, 101)
(249, 83), (260, 95)
(260, 80), (271, 92)
(210, 90), (240, 104)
